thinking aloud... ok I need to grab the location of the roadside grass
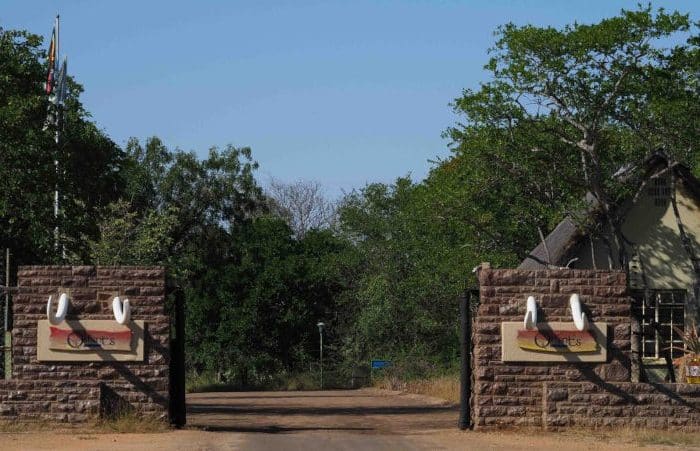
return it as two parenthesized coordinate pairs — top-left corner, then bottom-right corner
(374, 373), (460, 404)
(0, 419), (53, 432)
(280, 372), (318, 391)
(186, 370), (347, 393)
(186, 370), (231, 393)
(185, 370), (312, 393)
(0, 411), (168, 434)
(406, 375), (459, 404)
(628, 429), (699, 447)
(92, 410), (169, 434)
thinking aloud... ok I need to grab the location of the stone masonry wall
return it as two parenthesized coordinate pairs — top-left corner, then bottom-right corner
(0, 266), (170, 422)
(475, 268), (700, 430)
(0, 380), (100, 422)
(474, 268), (631, 429)
(544, 382), (700, 429)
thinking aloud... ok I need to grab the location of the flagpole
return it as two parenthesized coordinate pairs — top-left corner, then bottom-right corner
(52, 15), (61, 259)
(55, 15), (59, 70)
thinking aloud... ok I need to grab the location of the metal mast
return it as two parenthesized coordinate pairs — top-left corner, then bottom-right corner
(52, 15), (60, 255)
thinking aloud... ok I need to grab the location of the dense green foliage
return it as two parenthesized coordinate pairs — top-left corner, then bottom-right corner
(1, 6), (699, 383)
(332, 6), (699, 372)
(185, 222), (356, 384)
(0, 27), (123, 265)
(447, 6), (700, 266)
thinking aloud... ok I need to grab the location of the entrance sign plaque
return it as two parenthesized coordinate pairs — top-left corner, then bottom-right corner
(501, 322), (607, 362)
(516, 329), (597, 353)
(37, 319), (145, 362)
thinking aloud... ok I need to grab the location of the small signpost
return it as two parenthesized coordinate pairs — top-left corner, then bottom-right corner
(370, 359), (391, 381)
(371, 359), (391, 369)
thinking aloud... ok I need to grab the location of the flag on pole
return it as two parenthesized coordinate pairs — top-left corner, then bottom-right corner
(45, 18), (58, 95)
(55, 57), (68, 106)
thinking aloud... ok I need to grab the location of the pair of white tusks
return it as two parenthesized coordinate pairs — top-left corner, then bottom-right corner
(523, 294), (588, 331)
(46, 294), (131, 325)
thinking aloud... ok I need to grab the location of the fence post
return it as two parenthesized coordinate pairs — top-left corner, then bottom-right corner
(458, 289), (473, 430)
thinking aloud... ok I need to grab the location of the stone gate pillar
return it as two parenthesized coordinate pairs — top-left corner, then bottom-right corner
(3, 266), (170, 422)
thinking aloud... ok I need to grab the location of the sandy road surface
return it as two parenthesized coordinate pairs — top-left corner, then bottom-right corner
(1, 389), (698, 450)
(187, 389), (456, 434)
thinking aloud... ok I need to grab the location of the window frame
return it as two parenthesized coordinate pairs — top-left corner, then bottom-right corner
(632, 289), (686, 361)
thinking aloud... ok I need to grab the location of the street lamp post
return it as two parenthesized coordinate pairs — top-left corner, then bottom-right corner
(316, 322), (325, 390)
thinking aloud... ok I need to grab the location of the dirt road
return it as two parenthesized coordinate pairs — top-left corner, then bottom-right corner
(187, 388), (458, 450)
(2, 389), (698, 450)
(187, 389), (457, 434)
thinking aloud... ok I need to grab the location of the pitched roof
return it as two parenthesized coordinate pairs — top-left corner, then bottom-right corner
(518, 154), (700, 269)
(519, 217), (582, 269)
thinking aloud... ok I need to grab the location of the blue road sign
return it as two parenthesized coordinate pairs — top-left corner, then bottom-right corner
(371, 359), (391, 369)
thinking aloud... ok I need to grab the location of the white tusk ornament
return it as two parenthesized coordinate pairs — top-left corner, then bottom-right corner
(47, 293), (69, 325)
(570, 293), (589, 331)
(112, 296), (131, 325)
(524, 296), (538, 330)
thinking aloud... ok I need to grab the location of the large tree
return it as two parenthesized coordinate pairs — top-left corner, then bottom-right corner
(332, 6), (700, 371)
(266, 178), (337, 239)
(447, 6), (699, 267)
(185, 216), (356, 384)
(337, 178), (472, 366)
(90, 137), (264, 279)
(0, 26), (125, 266)
(0, 28), (60, 264)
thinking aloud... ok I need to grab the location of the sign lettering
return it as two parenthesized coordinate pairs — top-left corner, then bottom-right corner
(516, 329), (597, 353)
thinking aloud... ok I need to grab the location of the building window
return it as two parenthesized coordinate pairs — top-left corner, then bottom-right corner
(632, 290), (686, 360)
(648, 176), (671, 207)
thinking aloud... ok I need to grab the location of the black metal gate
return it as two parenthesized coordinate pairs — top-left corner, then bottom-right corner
(169, 288), (186, 427)
(458, 288), (478, 430)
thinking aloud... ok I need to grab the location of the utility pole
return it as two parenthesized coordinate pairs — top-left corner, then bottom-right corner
(317, 322), (325, 389)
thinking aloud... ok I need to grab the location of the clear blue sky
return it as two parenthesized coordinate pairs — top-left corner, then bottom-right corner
(4, 1), (699, 197)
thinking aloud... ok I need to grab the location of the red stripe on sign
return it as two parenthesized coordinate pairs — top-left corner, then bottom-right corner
(49, 327), (132, 340)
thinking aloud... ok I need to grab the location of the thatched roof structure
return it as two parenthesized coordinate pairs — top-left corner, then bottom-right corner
(519, 153), (700, 269)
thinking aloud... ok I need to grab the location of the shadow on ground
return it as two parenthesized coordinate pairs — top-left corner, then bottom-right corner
(186, 389), (458, 435)
(198, 425), (373, 433)
(188, 404), (455, 416)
